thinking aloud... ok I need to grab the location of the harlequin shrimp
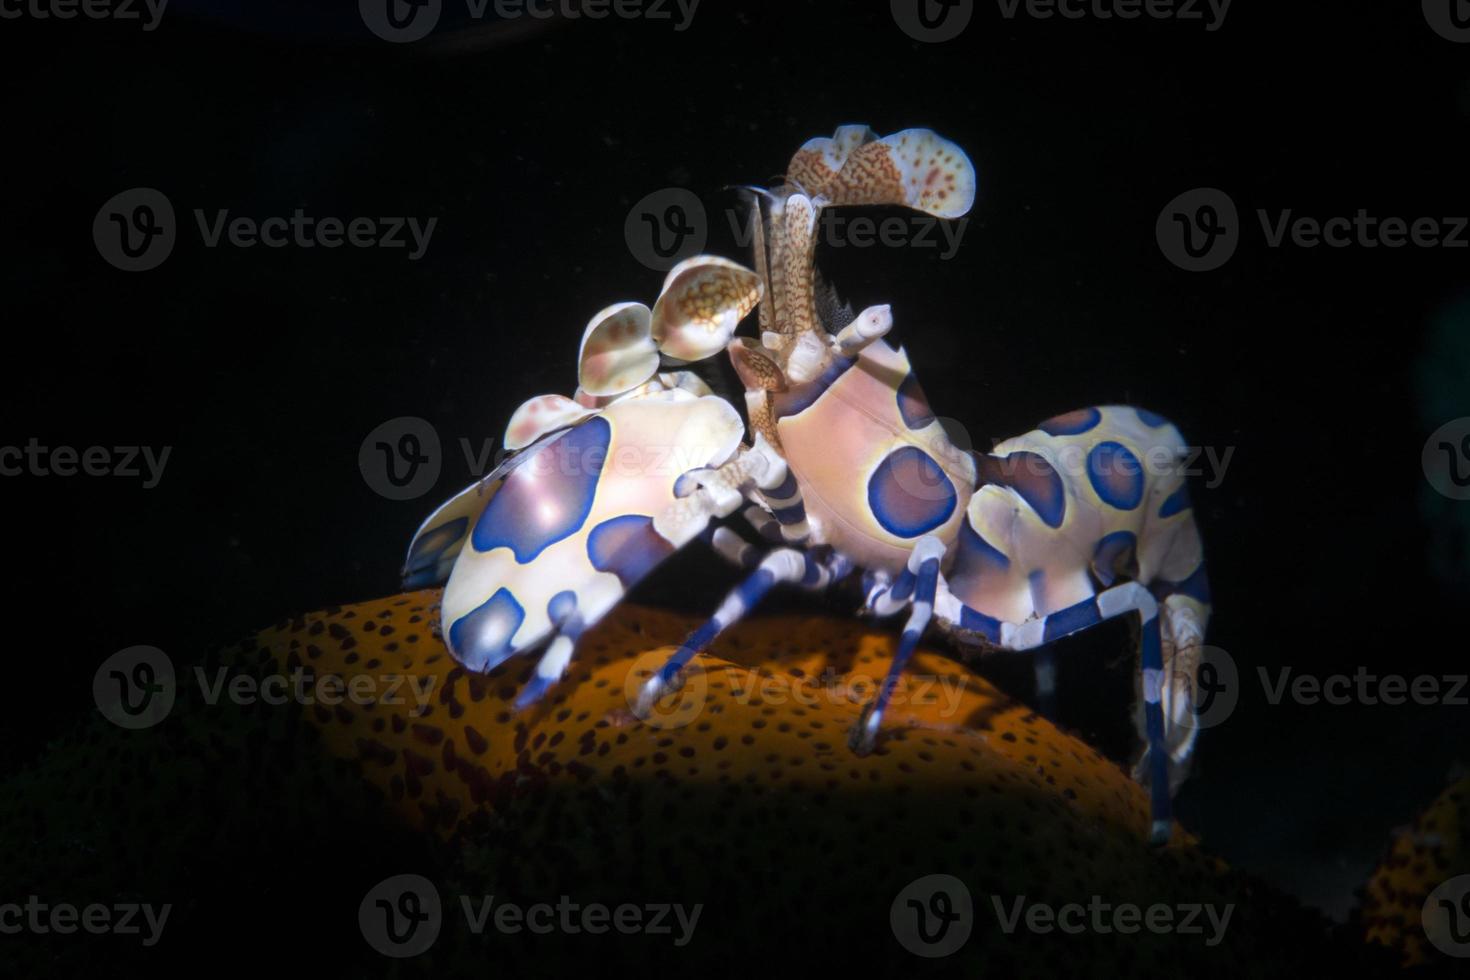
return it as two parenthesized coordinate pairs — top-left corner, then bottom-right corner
(403, 126), (1210, 844)
(401, 260), (768, 705)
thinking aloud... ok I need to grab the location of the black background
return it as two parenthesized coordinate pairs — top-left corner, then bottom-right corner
(3, 0), (1467, 923)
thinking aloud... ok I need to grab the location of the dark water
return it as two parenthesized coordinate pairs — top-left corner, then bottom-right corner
(3, 0), (1467, 965)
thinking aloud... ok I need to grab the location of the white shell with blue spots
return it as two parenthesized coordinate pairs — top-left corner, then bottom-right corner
(764, 343), (1208, 648)
(949, 405), (1206, 629)
(773, 337), (977, 573)
(428, 390), (743, 672)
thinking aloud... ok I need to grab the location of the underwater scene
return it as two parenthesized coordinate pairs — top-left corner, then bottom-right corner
(2, 1), (1468, 976)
